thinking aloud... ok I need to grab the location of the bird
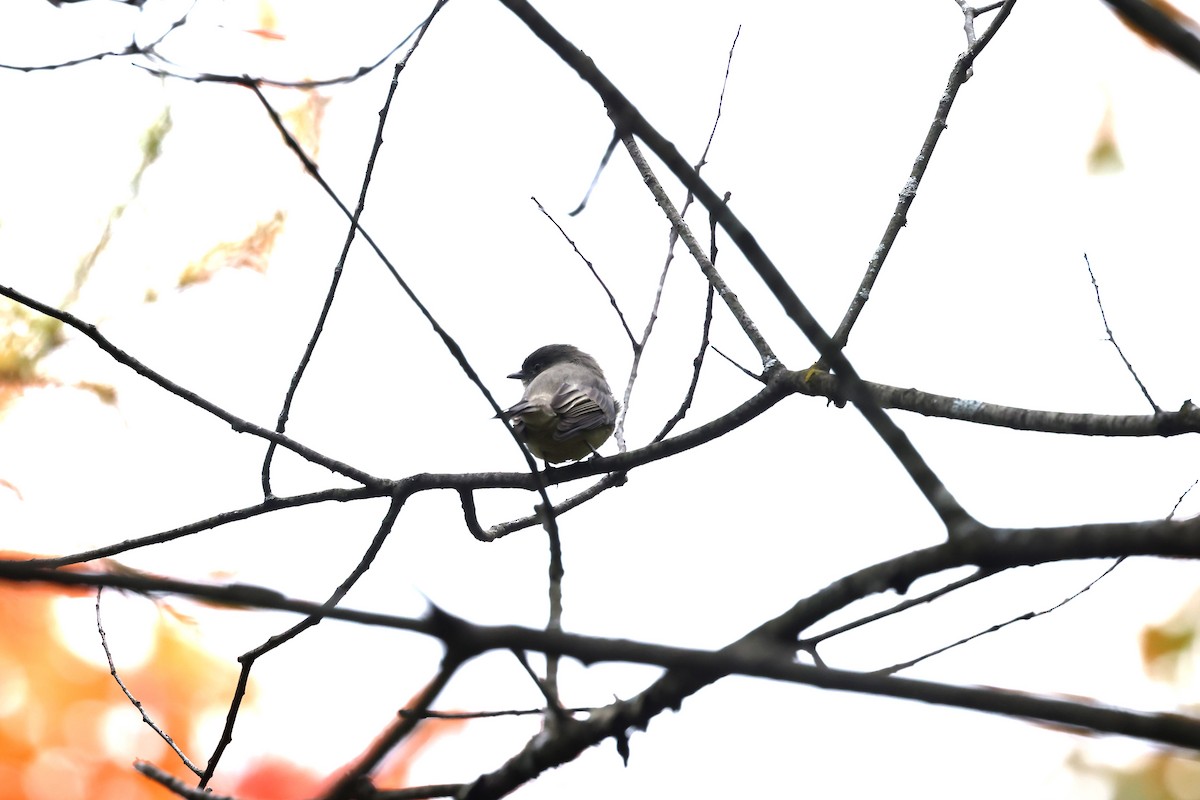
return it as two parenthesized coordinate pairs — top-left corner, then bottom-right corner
(502, 344), (618, 464)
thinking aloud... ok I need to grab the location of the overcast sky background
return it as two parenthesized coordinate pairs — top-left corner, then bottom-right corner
(3, 1), (1200, 798)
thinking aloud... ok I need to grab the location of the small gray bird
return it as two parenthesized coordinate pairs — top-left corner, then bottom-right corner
(503, 344), (618, 464)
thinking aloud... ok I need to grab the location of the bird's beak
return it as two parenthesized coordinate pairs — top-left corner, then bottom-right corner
(507, 371), (525, 380)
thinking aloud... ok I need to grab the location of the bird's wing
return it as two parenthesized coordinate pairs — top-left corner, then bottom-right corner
(548, 381), (616, 441)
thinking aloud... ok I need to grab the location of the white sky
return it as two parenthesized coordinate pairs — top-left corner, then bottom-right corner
(3, 1), (1200, 798)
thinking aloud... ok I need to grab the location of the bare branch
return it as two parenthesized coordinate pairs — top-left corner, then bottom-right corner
(1085, 254), (1161, 413)
(0, 282), (384, 487)
(532, 197), (635, 347)
(242, 58), (565, 574)
(1102, 0), (1200, 73)
(0, 2), (193, 73)
(802, 568), (993, 649)
(134, 7), (445, 91)
(24, 487), (376, 568)
(617, 134), (777, 371)
(1171, 479), (1200, 520)
(9, 515), (1200, 783)
(653, 198), (724, 443)
(543, 512), (565, 710)
(874, 559), (1125, 675)
(323, 656), (464, 800)
(654, 282), (716, 443)
(201, 494), (407, 786)
(135, 761), (236, 800)
(796, 370), (1200, 437)
(567, 133), (619, 216)
(97, 589), (203, 776)
(510, 649), (568, 722)
(496, 0), (976, 535)
(615, 27), (739, 446)
(374, 785), (465, 800)
(826, 0), (1018, 358)
(484, 472), (628, 539)
(262, 2), (449, 497)
(399, 706), (595, 720)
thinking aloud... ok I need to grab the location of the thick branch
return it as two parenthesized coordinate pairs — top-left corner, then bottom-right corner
(7, 515), (1200, 792)
(1102, 0), (1200, 72)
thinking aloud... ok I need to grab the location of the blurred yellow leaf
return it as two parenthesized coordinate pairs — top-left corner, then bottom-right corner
(1087, 100), (1125, 175)
(179, 210), (287, 287)
(283, 90), (330, 160)
(1140, 621), (1195, 680)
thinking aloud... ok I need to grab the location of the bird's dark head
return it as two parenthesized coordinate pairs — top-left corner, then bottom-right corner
(507, 344), (597, 382)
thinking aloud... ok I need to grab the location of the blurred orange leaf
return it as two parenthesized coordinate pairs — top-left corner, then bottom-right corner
(0, 579), (244, 800)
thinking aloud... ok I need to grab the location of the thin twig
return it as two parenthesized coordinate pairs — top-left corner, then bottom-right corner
(201, 494), (407, 787)
(0, 1), (193, 73)
(532, 197), (635, 347)
(709, 344), (761, 382)
(324, 656), (465, 800)
(618, 30), (740, 443)
(399, 706), (594, 720)
(1085, 253), (1161, 413)
(700, 26), (740, 163)
(877, 472), (1187, 674)
(242, 35), (563, 582)
(568, 132), (620, 216)
(97, 589), (203, 776)
(653, 197), (724, 442)
(800, 568), (992, 649)
(0, 282), (383, 487)
(484, 472), (628, 538)
(374, 785), (465, 800)
(655, 283), (715, 443)
(618, 134), (777, 371)
(134, 9), (438, 91)
(824, 0), (1018, 361)
(1170, 479), (1199, 520)
(874, 559), (1124, 675)
(24, 487), (375, 568)
(261, 0), (450, 496)
(511, 649), (568, 723)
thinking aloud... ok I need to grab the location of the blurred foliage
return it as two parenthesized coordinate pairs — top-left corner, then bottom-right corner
(0, 553), (465, 799)
(178, 210), (286, 287)
(1087, 100), (1125, 175)
(1071, 589), (1200, 800)
(0, 567), (240, 800)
